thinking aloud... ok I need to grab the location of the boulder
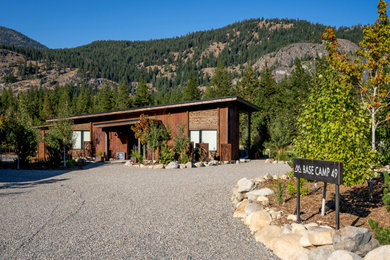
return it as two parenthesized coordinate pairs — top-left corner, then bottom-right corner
(270, 210), (282, 220)
(166, 161), (179, 169)
(265, 159), (274, 164)
(281, 224), (292, 234)
(240, 158), (246, 163)
(235, 192), (245, 202)
(256, 188), (274, 196)
(272, 174), (279, 180)
(280, 174), (289, 180)
(299, 232), (312, 247)
(256, 195), (269, 206)
(248, 210), (272, 232)
(153, 164), (164, 169)
(255, 225), (281, 247)
(307, 247), (333, 260)
(364, 245), (390, 260)
(292, 223), (307, 234)
(245, 202), (263, 215)
(356, 238), (379, 256)
(287, 214), (298, 221)
(307, 226), (334, 246)
(185, 162), (193, 168)
(194, 162), (204, 168)
(333, 226), (372, 253)
(237, 178), (255, 193)
(268, 233), (308, 260)
(233, 200), (249, 219)
(246, 189), (267, 201)
(304, 222), (319, 229)
(179, 164), (186, 169)
(327, 250), (362, 260)
(124, 160), (133, 167)
(264, 173), (272, 179)
(208, 161), (217, 166)
(140, 164), (145, 168)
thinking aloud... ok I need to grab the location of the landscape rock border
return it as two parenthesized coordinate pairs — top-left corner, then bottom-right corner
(124, 158), (251, 169)
(231, 176), (386, 260)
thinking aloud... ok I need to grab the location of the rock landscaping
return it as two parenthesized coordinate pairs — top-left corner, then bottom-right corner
(123, 159), (251, 169)
(231, 176), (390, 260)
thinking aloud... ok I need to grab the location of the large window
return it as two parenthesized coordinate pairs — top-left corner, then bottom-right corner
(72, 130), (90, 150)
(189, 130), (217, 151)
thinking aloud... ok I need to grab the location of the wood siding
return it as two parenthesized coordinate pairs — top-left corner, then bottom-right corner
(189, 109), (218, 130)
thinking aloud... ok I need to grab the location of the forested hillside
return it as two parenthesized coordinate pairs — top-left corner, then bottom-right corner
(1, 18), (362, 93)
(0, 26), (47, 49)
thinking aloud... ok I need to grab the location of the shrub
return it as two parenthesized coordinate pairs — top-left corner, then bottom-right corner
(174, 125), (189, 163)
(66, 159), (76, 168)
(131, 149), (143, 164)
(159, 142), (175, 164)
(287, 172), (309, 196)
(383, 172), (390, 213)
(368, 219), (390, 245)
(274, 179), (285, 205)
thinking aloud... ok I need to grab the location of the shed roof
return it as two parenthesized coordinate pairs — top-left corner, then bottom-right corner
(45, 96), (260, 123)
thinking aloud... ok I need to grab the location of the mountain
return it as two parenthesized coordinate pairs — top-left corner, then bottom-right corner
(0, 26), (47, 49)
(0, 18), (363, 93)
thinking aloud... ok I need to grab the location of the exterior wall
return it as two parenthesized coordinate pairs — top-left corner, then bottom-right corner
(37, 101), (249, 162)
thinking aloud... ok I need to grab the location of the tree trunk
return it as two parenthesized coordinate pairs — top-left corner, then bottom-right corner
(371, 111), (376, 151)
(17, 154), (20, 169)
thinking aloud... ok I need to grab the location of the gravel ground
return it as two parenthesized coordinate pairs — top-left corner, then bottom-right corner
(0, 160), (291, 259)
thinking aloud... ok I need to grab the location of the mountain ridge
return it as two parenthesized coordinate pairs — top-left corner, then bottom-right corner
(0, 26), (47, 49)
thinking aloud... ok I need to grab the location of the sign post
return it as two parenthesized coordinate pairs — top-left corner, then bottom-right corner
(293, 158), (343, 229)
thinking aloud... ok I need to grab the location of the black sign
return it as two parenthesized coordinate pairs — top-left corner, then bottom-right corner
(294, 158), (343, 185)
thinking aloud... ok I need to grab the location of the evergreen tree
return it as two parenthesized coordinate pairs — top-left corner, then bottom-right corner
(41, 91), (54, 119)
(114, 83), (131, 110)
(134, 79), (152, 107)
(98, 83), (113, 112)
(203, 62), (234, 99)
(236, 67), (260, 103)
(183, 73), (200, 101)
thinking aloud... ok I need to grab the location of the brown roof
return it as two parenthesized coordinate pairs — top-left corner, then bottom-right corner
(45, 96), (260, 123)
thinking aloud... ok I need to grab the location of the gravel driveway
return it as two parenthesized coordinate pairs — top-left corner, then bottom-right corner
(0, 160), (291, 259)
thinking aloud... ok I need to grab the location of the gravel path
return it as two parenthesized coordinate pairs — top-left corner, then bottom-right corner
(0, 160), (291, 259)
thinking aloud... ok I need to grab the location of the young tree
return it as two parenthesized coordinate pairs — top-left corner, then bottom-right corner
(45, 118), (73, 167)
(356, 0), (390, 152)
(134, 79), (153, 107)
(295, 31), (373, 186)
(183, 73), (200, 101)
(41, 91), (54, 119)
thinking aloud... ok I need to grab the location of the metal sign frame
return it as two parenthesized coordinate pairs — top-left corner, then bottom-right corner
(293, 158), (343, 229)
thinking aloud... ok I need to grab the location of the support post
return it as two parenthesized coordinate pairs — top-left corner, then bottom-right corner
(335, 184), (340, 230)
(297, 177), (301, 223)
(138, 138), (141, 154)
(321, 182), (327, 216)
(247, 112), (251, 159)
(105, 131), (108, 160)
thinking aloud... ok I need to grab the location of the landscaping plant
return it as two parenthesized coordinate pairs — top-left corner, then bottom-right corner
(159, 142), (175, 164)
(174, 125), (190, 163)
(274, 179), (286, 205)
(130, 149), (143, 164)
(368, 219), (390, 245)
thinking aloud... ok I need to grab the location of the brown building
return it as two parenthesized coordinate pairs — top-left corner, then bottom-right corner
(37, 96), (260, 162)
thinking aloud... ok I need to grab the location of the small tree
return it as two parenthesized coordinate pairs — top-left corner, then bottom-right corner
(134, 79), (152, 107)
(45, 118), (73, 167)
(294, 29), (373, 186)
(144, 120), (170, 162)
(174, 126), (190, 163)
(356, 0), (390, 153)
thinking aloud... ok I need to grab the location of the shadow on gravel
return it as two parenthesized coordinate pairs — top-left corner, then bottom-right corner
(0, 178), (69, 190)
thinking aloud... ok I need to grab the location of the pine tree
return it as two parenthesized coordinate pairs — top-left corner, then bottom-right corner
(115, 83), (131, 109)
(134, 79), (152, 107)
(236, 67), (260, 103)
(183, 73), (200, 101)
(98, 83), (113, 112)
(41, 91), (54, 119)
(203, 62), (234, 99)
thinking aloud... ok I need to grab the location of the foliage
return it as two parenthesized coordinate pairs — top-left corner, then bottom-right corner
(159, 142), (175, 164)
(356, 0), (390, 152)
(133, 79), (153, 107)
(203, 62), (234, 99)
(66, 158), (76, 168)
(274, 179), (286, 205)
(131, 114), (150, 145)
(294, 29), (373, 186)
(130, 149), (143, 164)
(383, 171), (390, 213)
(45, 118), (73, 167)
(144, 120), (170, 161)
(96, 150), (103, 157)
(287, 174), (310, 196)
(174, 125), (190, 163)
(264, 117), (291, 161)
(368, 219), (390, 244)
(183, 72), (200, 101)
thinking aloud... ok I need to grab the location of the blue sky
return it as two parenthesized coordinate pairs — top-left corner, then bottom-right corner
(1, 0), (380, 49)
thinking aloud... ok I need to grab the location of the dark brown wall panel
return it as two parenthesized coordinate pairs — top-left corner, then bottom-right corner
(189, 109), (218, 130)
(228, 104), (240, 160)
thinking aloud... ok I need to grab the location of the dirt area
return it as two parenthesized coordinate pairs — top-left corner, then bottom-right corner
(257, 177), (390, 230)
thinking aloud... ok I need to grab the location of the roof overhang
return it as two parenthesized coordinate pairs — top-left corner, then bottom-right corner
(45, 96), (260, 123)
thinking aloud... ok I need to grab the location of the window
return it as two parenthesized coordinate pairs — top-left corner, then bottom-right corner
(189, 130), (217, 151)
(72, 130), (90, 149)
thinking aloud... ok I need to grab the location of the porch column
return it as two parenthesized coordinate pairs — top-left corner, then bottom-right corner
(138, 138), (141, 154)
(247, 112), (251, 159)
(105, 131), (108, 160)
